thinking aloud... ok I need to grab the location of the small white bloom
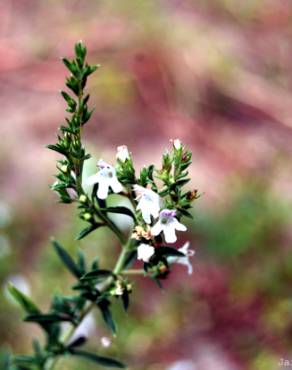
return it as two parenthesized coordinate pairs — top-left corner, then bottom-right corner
(116, 145), (130, 162)
(101, 336), (111, 348)
(115, 281), (124, 296)
(137, 243), (155, 263)
(87, 160), (123, 199)
(152, 209), (187, 243)
(173, 139), (182, 150)
(167, 242), (195, 275)
(134, 185), (160, 224)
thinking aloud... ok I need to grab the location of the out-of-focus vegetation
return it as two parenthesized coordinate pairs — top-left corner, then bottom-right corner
(1, 1), (292, 369)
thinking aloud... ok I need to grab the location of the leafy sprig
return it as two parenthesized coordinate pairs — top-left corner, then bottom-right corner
(7, 42), (199, 370)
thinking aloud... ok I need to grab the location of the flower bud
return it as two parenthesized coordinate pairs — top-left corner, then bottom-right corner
(158, 263), (168, 274)
(115, 281), (124, 296)
(79, 194), (87, 203)
(83, 213), (92, 221)
(116, 145), (130, 162)
(60, 164), (68, 173)
(173, 139), (182, 150)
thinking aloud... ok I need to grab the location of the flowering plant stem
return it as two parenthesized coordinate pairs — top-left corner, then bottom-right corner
(7, 42), (197, 370)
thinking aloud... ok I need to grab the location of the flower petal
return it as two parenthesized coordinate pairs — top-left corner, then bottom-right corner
(86, 173), (100, 186)
(178, 242), (190, 255)
(163, 224), (177, 243)
(137, 244), (155, 262)
(176, 257), (193, 274)
(110, 177), (123, 194)
(97, 182), (109, 199)
(141, 208), (151, 224)
(151, 221), (163, 236)
(173, 219), (187, 232)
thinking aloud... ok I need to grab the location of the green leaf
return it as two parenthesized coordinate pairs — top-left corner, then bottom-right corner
(178, 208), (193, 219)
(13, 355), (35, 368)
(77, 249), (86, 275)
(170, 178), (190, 190)
(81, 269), (113, 282)
(97, 300), (116, 334)
(62, 58), (79, 76)
(70, 349), (126, 368)
(67, 336), (87, 349)
(61, 91), (76, 110)
(121, 291), (129, 312)
(75, 42), (87, 64)
(76, 223), (105, 240)
(53, 240), (81, 278)
(7, 283), (40, 315)
(24, 313), (73, 324)
(101, 207), (135, 220)
(46, 144), (67, 156)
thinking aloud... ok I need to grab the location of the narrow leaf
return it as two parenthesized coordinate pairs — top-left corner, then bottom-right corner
(98, 300), (116, 334)
(121, 291), (129, 312)
(178, 208), (193, 219)
(81, 269), (113, 282)
(24, 313), (73, 324)
(13, 355), (35, 367)
(46, 144), (67, 156)
(7, 283), (40, 315)
(155, 247), (185, 257)
(67, 336), (87, 349)
(101, 207), (135, 220)
(76, 223), (104, 240)
(70, 349), (126, 368)
(53, 240), (81, 278)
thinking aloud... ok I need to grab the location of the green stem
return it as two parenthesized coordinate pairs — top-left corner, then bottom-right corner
(113, 237), (133, 275)
(113, 248), (129, 275)
(121, 269), (144, 275)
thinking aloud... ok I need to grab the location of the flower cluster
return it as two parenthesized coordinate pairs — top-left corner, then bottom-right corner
(86, 138), (197, 278)
(7, 42), (199, 370)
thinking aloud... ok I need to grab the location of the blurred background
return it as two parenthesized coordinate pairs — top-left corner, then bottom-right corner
(1, 1), (292, 369)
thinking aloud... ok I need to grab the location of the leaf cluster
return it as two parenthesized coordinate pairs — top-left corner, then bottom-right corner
(7, 240), (127, 369)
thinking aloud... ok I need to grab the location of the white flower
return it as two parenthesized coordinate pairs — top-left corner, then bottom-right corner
(87, 160), (123, 199)
(116, 145), (130, 162)
(134, 185), (160, 224)
(167, 242), (195, 275)
(137, 243), (155, 263)
(101, 336), (111, 348)
(152, 209), (187, 243)
(114, 281), (124, 296)
(173, 139), (182, 150)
